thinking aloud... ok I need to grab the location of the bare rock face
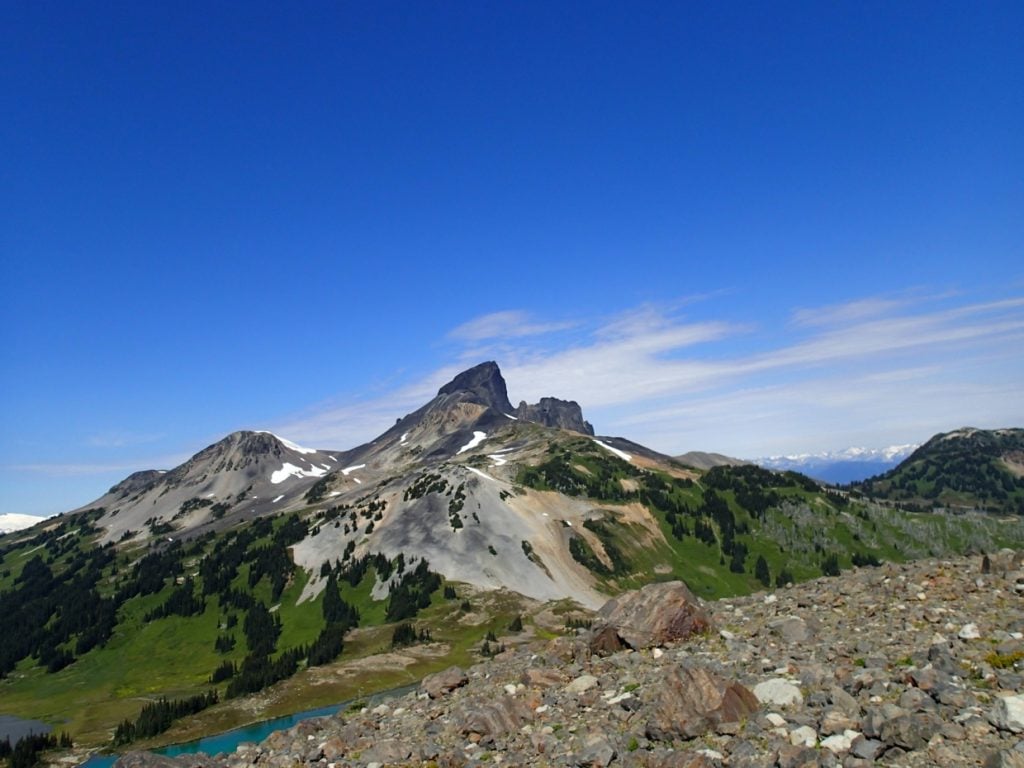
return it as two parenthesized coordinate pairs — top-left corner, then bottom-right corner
(420, 665), (469, 698)
(514, 397), (595, 435)
(595, 580), (712, 650)
(644, 665), (759, 741)
(436, 361), (514, 413)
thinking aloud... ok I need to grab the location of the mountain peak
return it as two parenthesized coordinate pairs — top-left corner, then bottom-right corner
(436, 361), (513, 413)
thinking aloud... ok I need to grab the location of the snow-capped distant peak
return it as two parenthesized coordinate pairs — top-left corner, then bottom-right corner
(0, 513), (48, 534)
(753, 443), (919, 484)
(761, 444), (918, 464)
(256, 431), (318, 455)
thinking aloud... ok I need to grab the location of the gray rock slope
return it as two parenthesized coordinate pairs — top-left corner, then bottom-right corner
(113, 551), (1024, 768)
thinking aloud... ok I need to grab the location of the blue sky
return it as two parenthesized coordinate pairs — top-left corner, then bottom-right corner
(1, 2), (1022, 517)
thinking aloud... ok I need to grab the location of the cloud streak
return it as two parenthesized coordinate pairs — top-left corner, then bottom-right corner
(252, 291), (1024, 460)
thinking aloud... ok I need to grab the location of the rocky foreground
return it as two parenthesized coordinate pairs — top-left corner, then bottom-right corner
(117, 551), (1024, 768)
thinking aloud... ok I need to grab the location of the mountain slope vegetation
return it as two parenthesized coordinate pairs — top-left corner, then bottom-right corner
(853, 427), (1024, 513)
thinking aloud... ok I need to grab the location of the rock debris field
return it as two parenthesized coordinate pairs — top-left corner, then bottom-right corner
(116, 550), (1024, 768)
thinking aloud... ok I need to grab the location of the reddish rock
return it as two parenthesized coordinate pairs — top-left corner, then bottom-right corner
(596, 580), (712, 650)
(420, 665), (469, 698)
(644, 665), (759, 741)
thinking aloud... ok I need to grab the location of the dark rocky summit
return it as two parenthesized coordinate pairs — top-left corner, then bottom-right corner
(514, 397), (595, 436)
(436, 361), (515, 413)
(112, 551), (1024, 768)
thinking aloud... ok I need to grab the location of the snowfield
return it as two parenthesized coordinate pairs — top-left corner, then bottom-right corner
(457, 431), (487, 454)
(270, 462), (328, 484)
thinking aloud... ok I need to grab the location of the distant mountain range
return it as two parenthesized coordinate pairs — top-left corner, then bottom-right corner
(753, 444), (918, 484)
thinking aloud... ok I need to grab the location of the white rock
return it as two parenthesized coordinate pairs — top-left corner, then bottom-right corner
(766, 713), (787, 727)
(565, 674), (599, 694)
(789, 725), (817, 747)
(991, 695), (1024, 733)
(719, 629), (736, 641)
(754, 678), (804, 707)
(504, 684), (518, 695)
(820, 730), (860, 753)
(535, 704), (549, 714)
(959, 623), (981, 640)
(698, 749), (724, 760)
(764, 594), (778, 604)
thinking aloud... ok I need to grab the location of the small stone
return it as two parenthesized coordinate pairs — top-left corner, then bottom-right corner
(653, 647), (664, 659)
(790, 726), (818, 747)
(766, 713), (787, 727)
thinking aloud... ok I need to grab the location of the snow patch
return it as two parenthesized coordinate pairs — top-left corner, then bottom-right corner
(489, 454), (508, 467)
(353, 478), (362, 484)
(271, 462), (328, 484)
(593, 439), (632, 462)
(399, 432), (409, 445)
(457, 431), (487, 454)
(503, 413), (518, 420)
(272, 495), (285, 503)
(257, 431), (317, 454)
(341, 464), (366, 475)
(466, 467), (494, 481)
(329, 491), (342, 497)
(328, 456), (337, 462)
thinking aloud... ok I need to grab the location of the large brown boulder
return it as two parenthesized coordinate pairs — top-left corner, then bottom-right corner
(645, 665), (759, 741)
(420, 665), (469, 698)
(594, 580), (712, 650)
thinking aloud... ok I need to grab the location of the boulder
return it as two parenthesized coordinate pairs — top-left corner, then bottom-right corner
(596, 580), (712, 650)
(990, 695), (1024, 733)
(420, 665), (469, 698)
(645, 665), (758, 741)
(753, 678), (803, 707)
(458, 696), (533, 745)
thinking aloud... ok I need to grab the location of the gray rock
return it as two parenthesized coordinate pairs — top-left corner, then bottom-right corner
(849, 735), (885, 760)
(879, 711), (942, 751)
(753, 678), (804, 707)
(574, 734), (616, 767)
(565, 674), (600, 694)
(992, 696), (1024, 734)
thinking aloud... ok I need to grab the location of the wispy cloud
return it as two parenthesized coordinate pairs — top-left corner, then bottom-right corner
(9, 453), (189, 477)
(447, 310), (576, 341)
(227, 290), (1024, 459)
(87, 431), (164, 448)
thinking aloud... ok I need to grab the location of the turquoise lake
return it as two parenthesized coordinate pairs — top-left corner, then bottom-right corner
(76, 685), (413, 768)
